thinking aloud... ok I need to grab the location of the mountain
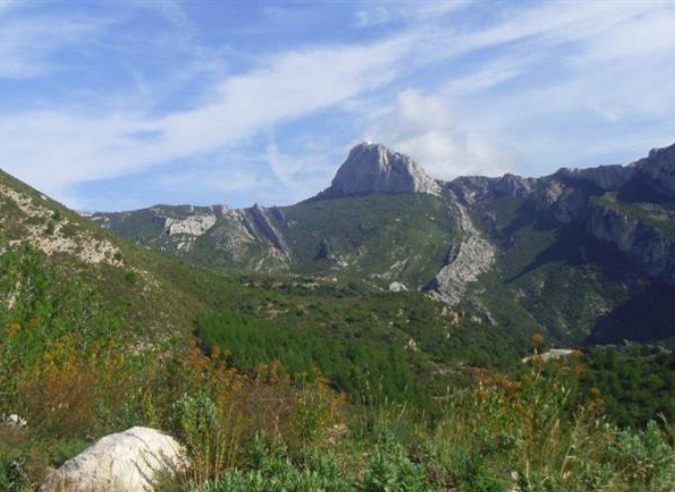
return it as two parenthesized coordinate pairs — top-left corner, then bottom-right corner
(91, 141), (675, 347)
(0, 168), (208, 336)
(92, 142), (461, 290)
(320, 142), (441, 197)
(1, 166), (516, 408)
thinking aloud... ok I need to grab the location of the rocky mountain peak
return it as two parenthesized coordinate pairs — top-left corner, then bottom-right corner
(321, 142), (441, 198)
(632, 141), (675, 196)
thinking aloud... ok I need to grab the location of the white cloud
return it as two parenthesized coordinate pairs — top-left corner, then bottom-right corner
(156, 35), (414, 157)
(0, 33), (417, 198)
(354, 0), (470, 28)
(265, 138), (337, 201)
(442, 54), (537, 97)
(465, 6), (675, 128)
(364, 90), (512, 179)
(0, 15), (105, 78)
(569, 7), (675, 63)
(2, 0), (675, 208)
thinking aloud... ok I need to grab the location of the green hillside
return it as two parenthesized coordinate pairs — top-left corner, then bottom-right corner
(0, 169), (524, 407)
(96, 193), (461, 291)
(4, 169), (675, 492)
(277, 193), (458, 288)
(466, 191), (675, 346)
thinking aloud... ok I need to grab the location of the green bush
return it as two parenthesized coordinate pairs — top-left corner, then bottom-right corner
(190, 434), (353, 492)
(363, 437), (435, 492)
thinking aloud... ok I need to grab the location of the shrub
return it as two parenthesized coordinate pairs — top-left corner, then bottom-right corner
(603, 421), (675, 491)
(186, 433), (354, 492)
(363, 438), (435, 492)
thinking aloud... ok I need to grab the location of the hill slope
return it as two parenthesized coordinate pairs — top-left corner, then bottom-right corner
(92, 141), (675, 346)
(1, 167), (521, 407)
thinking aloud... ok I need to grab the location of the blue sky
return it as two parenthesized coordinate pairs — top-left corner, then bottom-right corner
(2, 0), (675, 211)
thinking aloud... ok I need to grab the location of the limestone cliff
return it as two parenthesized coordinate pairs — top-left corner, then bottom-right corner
(320, 142), (441, 198)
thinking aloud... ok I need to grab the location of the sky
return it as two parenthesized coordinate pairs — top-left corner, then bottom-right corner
(1, 0), (675, 211)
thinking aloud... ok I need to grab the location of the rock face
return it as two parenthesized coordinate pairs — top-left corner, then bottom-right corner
(321, 142), (441, 197)
(40, 427), (186, 492)
(588, 201), (675, 284)
(164, 213), (216, 237)
(388, 281), (408, 292)
(250, 204), (290, 255)
(556, 165), (635, 191)
(0, 183), (123, 266)
(632, 144), (675, 196)
(430, 201), (495, 305)
(450, 141), (675, 283)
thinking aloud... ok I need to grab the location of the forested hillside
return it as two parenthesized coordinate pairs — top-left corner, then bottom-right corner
(3, 167), (675, 491)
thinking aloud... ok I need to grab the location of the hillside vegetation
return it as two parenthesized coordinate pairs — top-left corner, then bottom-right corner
(3, 248), (675, 492)
(3, 144), (675, 492)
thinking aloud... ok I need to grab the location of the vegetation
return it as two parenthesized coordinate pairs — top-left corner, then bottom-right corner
(466, 192), (675, 347)
(595, 191), (675, 241)
(100, 194), (461, 290)
(0, 169), (525, 406)
(3, 171), (675, 491)
(2, 242), (675, 491)
(277, 193), (459, 289)
(580, 345), (675, 428)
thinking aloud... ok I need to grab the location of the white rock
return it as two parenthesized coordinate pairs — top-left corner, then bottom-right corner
(165, 214), (216, 237)
(405, 338), (419, 351)
(40, 427), (187, 492)
(388, 281), (408, 292)
(2, 414), (27, 429)
(522, 348), (576, 364)
(324, 142), (441, 197)
(432, 202), (495, 305)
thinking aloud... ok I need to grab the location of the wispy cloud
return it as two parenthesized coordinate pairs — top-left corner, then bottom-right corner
(353, 0), (470, 28)
(1, 0), (675, 208)
(0, 31), (419, 200)
(363, 89), (512, 179)
(0, 15), (105, 78)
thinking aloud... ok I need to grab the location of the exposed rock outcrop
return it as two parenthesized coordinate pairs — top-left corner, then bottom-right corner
(40, 427), (187, 492)
(430, 202), (495, 305)
(556, 165), (635, 191)
(211, 206), (257, 260)
(449, 174), (535, 204)
(588, 201), (675, 284)
(163, 214), (216, 237)
(632, 144), (675, 196)
(250, 203), (290, 256)
(0, 184), (123, 266)
(388, 281), (408, 292)
(315, 238), (332, 260)
(321, 142), (441, 198)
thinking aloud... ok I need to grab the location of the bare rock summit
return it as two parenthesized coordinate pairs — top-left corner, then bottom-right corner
(321, 142), (441, 198)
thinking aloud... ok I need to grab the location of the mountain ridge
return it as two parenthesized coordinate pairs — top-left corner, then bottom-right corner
(88, 140), (675, 346)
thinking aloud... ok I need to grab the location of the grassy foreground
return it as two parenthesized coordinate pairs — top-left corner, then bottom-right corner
(2, 245), (675, 492)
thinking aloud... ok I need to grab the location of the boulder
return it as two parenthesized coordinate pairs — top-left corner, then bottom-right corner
(40, 427), (187, 492)
(388, 281), (408, 292)
(2, 413), (27, 429)
(522, 348), (576, 364)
